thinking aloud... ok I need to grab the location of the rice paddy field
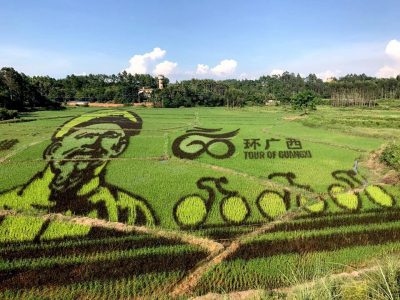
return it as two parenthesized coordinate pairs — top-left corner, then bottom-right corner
(0, 105), (399, 299)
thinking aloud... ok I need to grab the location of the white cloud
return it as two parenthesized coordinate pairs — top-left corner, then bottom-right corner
(377, 65), (400, 78)
(211, 59), (237, 76)
(376, 40), (400, 78)
(316, 70), (341, 81)
(125, 47), (166, 74)
(153, 60), (177, 76)
(196, 64), (209, 75)
(270, 69), (284, 76)
(193, 59), (237, 77)
(385, 39), (400, 62)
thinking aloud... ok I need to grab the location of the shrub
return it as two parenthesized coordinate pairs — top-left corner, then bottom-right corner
(380, 142), (400, 172)
(0, 108), (18, 120)
(291, 90), (318, 114)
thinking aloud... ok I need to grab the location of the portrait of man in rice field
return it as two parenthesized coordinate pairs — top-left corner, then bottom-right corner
(0, 110), (156, 227)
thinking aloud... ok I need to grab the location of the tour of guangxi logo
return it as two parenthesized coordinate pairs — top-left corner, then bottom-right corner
(171, 126), (312, 160)
(243, 137), (312, 160)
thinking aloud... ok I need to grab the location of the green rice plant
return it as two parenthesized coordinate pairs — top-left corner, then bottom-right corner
(365, 185), (395, 208)
(0, 233), (175, 259)
(174, 195), (207, 227)
(329, 184), (360, 211)
(2, 106), (396, 229)
(0, 242), (206, 295)
(247, 219), (400, 245)
(256, 190), (288, 219)
(0, 168), (53, 212)
(271, 257), (400, 300)
(297, 195), (326, 214)
(40, 220), (91, 241)
(0, 216), (93, 244)
(272, 209), (400, 233)
(0, 215), (44, 243)
(0, 244), (200, 272)
(234, 218), (400, 262)
(220, 196), (249, 224)
(196, 243), (400, 295)
(189, 225), (256, 240)
(340, 280), (370, 300)
(0, 271), (184, 299)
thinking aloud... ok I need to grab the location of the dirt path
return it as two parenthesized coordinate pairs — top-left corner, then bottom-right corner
(169, 211), (300, 298)
(191, 289), (263, 300)
(0, 210), (16, 217)
(0, 210), (223, 253)
(0, 208), (300, 298)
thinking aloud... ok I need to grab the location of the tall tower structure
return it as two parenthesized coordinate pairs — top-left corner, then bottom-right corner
(157, 75), (164, 90)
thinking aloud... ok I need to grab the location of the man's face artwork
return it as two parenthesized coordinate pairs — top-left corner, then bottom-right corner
(48, 122), (128, 193)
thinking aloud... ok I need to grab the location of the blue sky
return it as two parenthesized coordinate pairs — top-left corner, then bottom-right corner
(1, 0), (400, 80)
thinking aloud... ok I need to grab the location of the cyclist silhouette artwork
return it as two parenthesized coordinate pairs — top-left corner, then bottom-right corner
(0, 110), (156, 226)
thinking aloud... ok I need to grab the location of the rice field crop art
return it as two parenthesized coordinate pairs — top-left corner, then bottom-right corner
(0, 214), (208, 299)
(0, 106), (400, 299)
(0, 110), (156, 226)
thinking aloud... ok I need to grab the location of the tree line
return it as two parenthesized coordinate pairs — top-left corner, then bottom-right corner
(1, 67), (400, 118)
(154, 73), (400, 108)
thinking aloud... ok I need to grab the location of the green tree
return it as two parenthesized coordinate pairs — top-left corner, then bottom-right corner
(0, 67), (25, 110)
(225, 88), (245, 108)
(291, 90), (318, 114)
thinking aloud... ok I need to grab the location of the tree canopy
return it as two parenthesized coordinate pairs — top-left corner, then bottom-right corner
(0, 67), (58, 111)
(1, 67), (400, 112)
(291, 90), (318, 114)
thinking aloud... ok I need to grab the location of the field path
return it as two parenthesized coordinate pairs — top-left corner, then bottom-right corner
(0, 208), (300, 298)
(0, 210), (223, 253)
(169, 211), (300, 298)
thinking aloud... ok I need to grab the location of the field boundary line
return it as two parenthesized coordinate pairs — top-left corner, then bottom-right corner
(169, 211), (301, 298)
(0, 209), (224, 253)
